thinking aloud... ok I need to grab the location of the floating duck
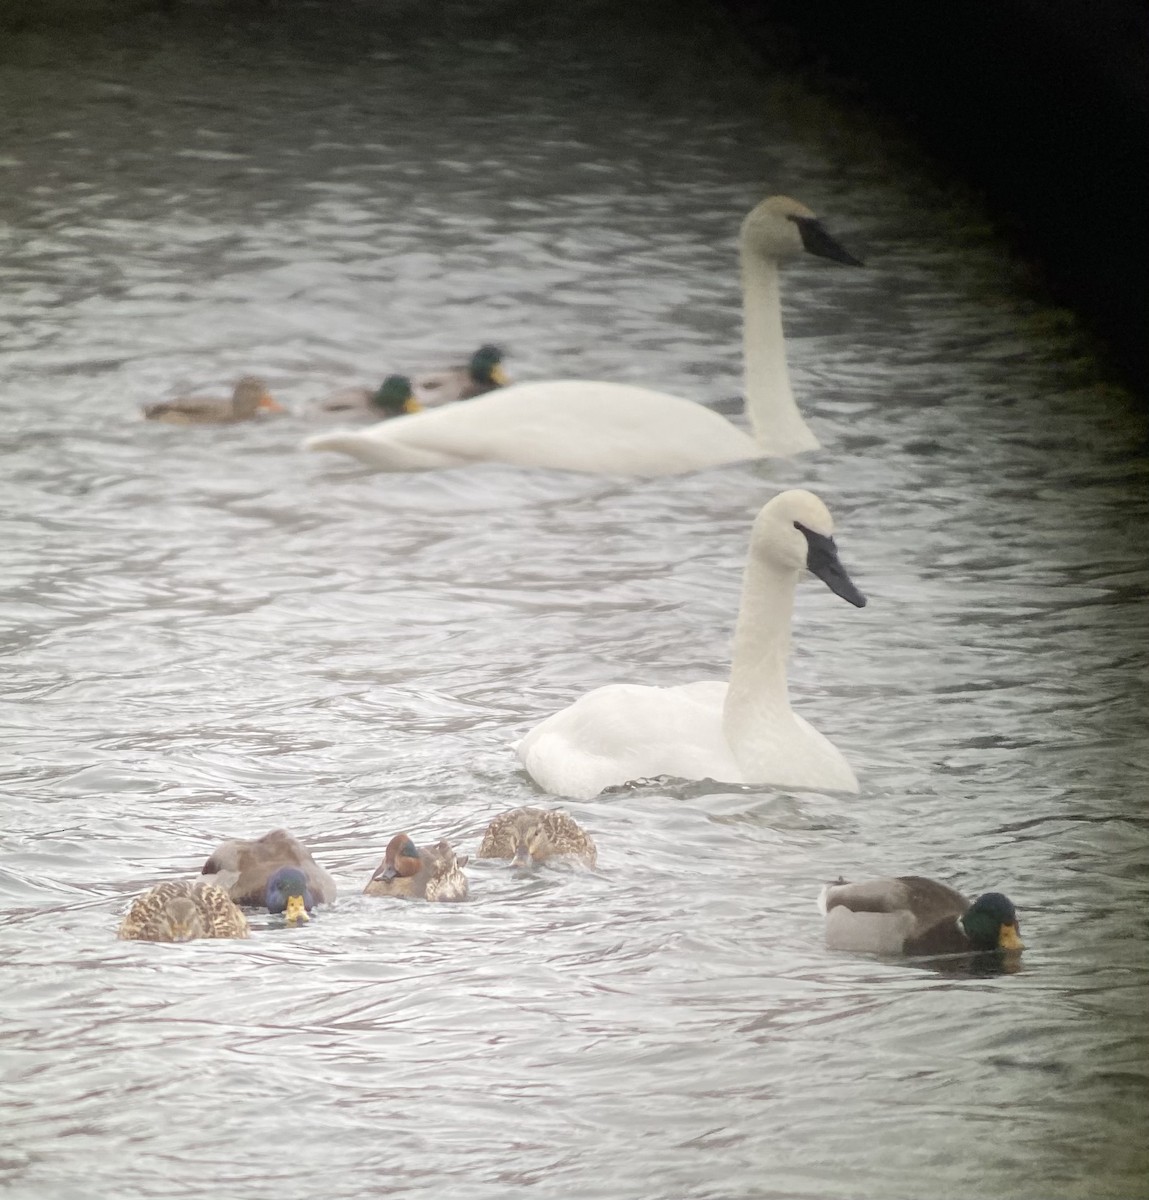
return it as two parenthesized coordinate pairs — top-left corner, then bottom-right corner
(363, 832), (468, 901)
(143, 376), (284, 424)
(200, 828), (336, 910)
(412, 344), (509, 407)
(318, 374), (423, 417)
(477, 807), (597, 868)
(317, 344), (508, 417)
(819, 876), (1024, 955)
(118, 880), (249, 942)
(263, 866), (317, 924)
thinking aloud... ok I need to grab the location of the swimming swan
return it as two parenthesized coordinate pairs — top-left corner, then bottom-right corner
(515, 489), (866, 798)
(303, 197), (860, 476)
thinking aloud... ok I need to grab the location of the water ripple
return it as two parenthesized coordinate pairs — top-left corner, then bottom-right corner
(1, 3), (1147, 1199)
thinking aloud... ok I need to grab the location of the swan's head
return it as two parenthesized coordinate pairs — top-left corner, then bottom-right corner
(741, 196), (863, 267)
(233, 376), (285, 417)
(371, 375), (422, 417)
(753, 489), (866, 607)
(962, 893), (1024, 952)
(370, 833), (423, 884)
(264, 866), (313, 923)
(470, 344), (510, 387)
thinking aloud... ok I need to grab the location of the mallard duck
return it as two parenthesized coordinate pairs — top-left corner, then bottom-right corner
(264, 866), (316, 924)
(318, 375), (424, 417)
(412, 344), (509, 407)
(516, 489), (865, 799)
(477, 807), (597, 868)
(143, 376), (285, 424)
(118, 880), (249, 942)
(363, 832), (469, 901)
(819, 876), (1024, 956)
(200, 828), (337, 910)
(303, 197), (860, 475)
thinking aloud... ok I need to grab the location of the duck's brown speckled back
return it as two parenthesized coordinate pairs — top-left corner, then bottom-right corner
(118, 880), (249, 942)
(478, 807), (597, 868)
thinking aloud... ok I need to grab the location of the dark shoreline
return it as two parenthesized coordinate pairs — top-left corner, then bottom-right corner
(5, 0), (1147, 392)
(721, 0), (1149, 393)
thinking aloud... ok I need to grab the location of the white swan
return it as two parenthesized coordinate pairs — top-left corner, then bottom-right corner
(515, 489), (866, 799)
(303, 197), (861, 476)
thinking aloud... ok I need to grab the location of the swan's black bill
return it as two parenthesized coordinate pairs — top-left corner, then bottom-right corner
(791, 216), (863, 267)
(795, 522), (866, 607)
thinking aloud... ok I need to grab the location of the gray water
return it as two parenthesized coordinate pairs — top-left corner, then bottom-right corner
(2, 2), (1148, 1198)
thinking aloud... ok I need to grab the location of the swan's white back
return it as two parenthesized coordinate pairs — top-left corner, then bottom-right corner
(303, 196), (861, 477)
(304, 381), (762, 476)
(515, 681), (857, 800)
(516, 682), (739, 799)
(515, 489), (865, 799)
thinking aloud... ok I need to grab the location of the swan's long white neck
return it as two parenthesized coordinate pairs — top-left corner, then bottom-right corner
(741, 248), (820, 456)
(722, 552), (797, 770)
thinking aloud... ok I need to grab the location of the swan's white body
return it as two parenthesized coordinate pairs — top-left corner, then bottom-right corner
(303, 197), (859, 476)
(516, 490), (865, 799)
(304, 380), (761, 475)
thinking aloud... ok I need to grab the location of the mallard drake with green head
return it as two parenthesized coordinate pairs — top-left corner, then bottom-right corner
(118, 880), (249, 942)
(819, 876), (1024, 956)
(318, 343), (508, 417)
(200, 828), (337, 913)
(477, 807), (597, 868)
(363, 832), (468, 901)
(413, 344), (509, 407)
(263, 866), (318, 924)
(143, 376), (285, 424)
(318, 374), (423, 417)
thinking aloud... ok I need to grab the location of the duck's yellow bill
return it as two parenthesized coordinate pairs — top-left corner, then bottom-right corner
(998, 922), (1023, 951)
(490, 365), (510, 386)
(403, 398), (423, 414)
(285, 895), (309, 923)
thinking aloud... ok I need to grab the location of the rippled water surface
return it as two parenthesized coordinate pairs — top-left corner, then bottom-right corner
(2, 2), (1148, 1197)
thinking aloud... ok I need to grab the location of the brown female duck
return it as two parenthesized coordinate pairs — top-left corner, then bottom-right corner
(477, 807), (597, 868)
(118, 880), (249, 942)
(143, 376), (284, 424)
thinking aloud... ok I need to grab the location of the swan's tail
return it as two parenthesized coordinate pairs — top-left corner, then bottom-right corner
(301, 429), (455, 471)
(302, 431), (369, 456)
(817, 876), (850, 914)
